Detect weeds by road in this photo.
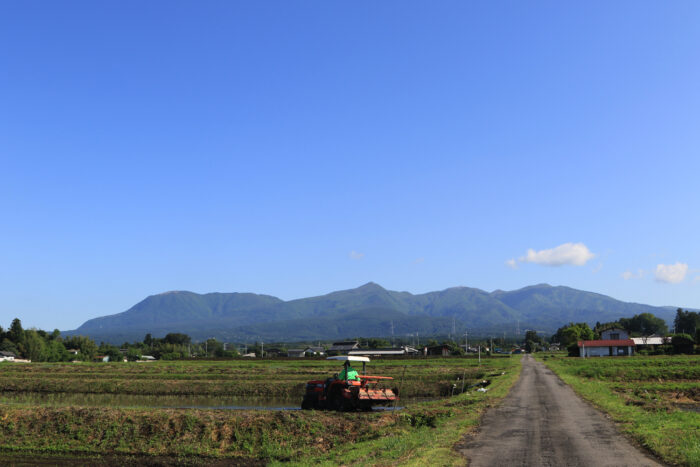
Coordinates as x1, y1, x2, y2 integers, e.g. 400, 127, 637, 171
538, 354, 700, 467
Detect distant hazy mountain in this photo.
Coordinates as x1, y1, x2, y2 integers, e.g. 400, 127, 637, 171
65, 282, 680, 344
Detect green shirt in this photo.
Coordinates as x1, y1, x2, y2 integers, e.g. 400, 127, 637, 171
338, 365, 360, 381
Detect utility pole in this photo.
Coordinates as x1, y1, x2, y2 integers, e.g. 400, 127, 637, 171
261, 341, 264, 359
464, 330, 468, 353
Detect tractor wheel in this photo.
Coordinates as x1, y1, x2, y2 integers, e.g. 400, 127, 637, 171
301, 395, 316, 410
328, 388, 347, 411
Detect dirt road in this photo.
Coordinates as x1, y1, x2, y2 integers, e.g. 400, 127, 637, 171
459, 354, 663, 466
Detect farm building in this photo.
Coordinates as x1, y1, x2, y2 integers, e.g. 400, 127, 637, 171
287, 349, 306, 358
0, 351, 16, 362
423, 345, 451, 356
600, 328, 629, 340
304, 346, 325, 356
578, 328, 634, 357
348, 346, 420, 357
328, 341, 361, 355
631, 336, 670, 348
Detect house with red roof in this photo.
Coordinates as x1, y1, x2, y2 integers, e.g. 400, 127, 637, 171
578, 327, 635, 357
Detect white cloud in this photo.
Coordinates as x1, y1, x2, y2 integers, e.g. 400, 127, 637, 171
694, 276, 700, 283
519, 242, 595, 267
349, 250, 365, 260
621, 269, 645, 280
655, 263, 688, 283
506, 258, 518, 269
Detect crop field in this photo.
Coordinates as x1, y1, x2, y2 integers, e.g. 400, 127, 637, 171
0, 355, 522, 465
539, 354, 700, 467
0, 357, 505, 399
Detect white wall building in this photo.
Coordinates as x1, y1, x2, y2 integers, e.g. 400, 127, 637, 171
578, 328, 634, 357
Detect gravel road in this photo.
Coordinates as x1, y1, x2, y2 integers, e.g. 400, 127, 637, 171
458, 354, 663, 466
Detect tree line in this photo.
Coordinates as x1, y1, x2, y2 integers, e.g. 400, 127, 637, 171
0, 319, 240, 362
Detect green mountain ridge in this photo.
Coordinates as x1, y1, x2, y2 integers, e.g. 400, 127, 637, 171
65, 282, 681, 344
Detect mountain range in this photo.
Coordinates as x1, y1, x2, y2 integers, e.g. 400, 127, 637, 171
64, 282, 682, 344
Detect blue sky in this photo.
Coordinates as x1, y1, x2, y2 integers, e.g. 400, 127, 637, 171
1, 2, 699, 331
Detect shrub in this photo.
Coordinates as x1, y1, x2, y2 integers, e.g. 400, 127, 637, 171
671, 334, 695, 354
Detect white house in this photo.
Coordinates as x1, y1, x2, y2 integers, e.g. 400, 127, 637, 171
578, 328, 634, 357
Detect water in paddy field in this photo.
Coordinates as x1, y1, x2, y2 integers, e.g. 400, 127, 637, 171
0, 392, 412, 410
0, 392, 300, 410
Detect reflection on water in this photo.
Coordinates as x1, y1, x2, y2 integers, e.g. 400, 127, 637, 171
0, 392, 300, 410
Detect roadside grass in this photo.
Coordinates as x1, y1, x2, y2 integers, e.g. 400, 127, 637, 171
538, 354, 700, 467
0, 356, 522, 464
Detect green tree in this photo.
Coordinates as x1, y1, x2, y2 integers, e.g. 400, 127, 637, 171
9, 318, 24, 344
164, 333, 191, 345
442, 340, 464, 356
674, 309, 699, 335
671, 333, 695, 354
45, 339, 69, 362
63, 335, 98, 361
126, 348, 142, 362
619, 313, 668, 336
552, 323, 594, 356
366, 338, 390, 349
0, 338, 18, 354
23, 330, 47, 361
102, 346, 123, 362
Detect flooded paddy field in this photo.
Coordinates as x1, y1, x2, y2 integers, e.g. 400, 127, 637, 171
0, 356, 520, 465
0, 356, 499, 398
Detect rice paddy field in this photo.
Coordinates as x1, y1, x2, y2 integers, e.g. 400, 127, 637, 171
538, 354, 700, 467
0, 355, 522, 465
0, 357, 505, 399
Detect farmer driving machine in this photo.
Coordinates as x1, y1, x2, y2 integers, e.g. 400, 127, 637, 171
301, 356, 398, 411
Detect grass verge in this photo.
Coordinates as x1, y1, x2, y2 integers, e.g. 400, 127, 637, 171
537, 354, 699, 467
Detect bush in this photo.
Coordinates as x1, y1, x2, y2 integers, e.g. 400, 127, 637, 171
160, 352, 183, 360
567, 343, 580, 357
671, 334, 695, 354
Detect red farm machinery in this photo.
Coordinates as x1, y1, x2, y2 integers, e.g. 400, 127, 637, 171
301, 356, 398, 411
